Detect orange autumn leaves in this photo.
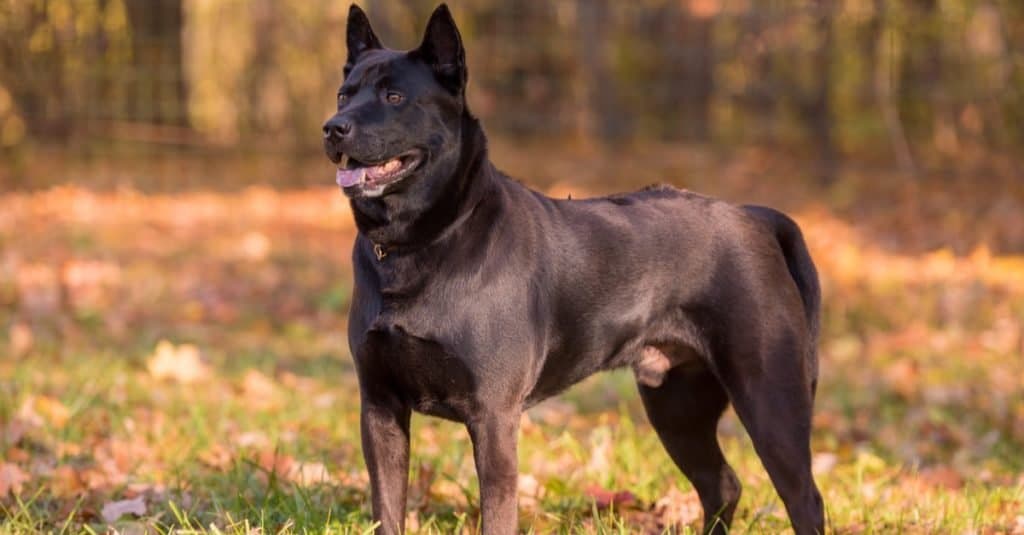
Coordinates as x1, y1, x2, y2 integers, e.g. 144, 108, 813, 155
1, 183, 1023, 531
147, 341, 210, 384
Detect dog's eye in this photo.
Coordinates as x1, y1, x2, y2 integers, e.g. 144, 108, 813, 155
337, 93, 348, 106
385, 91, 404, 105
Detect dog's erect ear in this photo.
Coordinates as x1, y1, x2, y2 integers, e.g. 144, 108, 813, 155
412, 4, 467, 93
345, 4, 382, 76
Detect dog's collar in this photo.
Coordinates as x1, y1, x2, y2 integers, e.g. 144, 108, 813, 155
366, 184, 487, 263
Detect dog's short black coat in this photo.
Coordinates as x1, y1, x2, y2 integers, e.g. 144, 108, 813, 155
322, 5, 825, 534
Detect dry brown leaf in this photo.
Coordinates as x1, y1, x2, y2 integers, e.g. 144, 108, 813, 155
252, 452, 331, 486
431, 479, 468, 507
517, 474, 542, 510
290, 461, 330, 486
101, 496, 147, 523
240, 231, 271, 261
654, 486, 702, 529
0, 462, 30, 496
56, 441, 82, 458
198, 443, 233, 470
883, 359, 920, 399
49, 465, 86, 496
584, 484, 638, 510
38, 396, 71, 428
405, 511, 421, 532
14, 263, 60, 315
256, 449, 295, 478
18, 395, 70, 429
241, 369, 278, 407
918, 466, 965, 490
585, 430, 612, 478
61, 259, 122, 311
235, 430, 269, 448
1, 418, 28, 447
8, 322, 33, 357
5, 447, 29, 463
146, 340, 210, 383
812, 452, 838, 475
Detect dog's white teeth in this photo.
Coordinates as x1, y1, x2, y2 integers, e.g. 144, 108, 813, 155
367, 158, 402, 178
339, 154, 349, 169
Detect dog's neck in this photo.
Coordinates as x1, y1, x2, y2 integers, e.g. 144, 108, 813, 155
349, 110, 491, 254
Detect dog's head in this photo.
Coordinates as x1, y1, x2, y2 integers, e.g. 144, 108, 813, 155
323, 4, 470, 199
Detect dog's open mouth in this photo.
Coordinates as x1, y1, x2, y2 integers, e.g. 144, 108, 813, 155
336, 150, 423, 193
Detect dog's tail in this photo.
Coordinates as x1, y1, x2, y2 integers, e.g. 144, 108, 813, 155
743, 205, 821, 399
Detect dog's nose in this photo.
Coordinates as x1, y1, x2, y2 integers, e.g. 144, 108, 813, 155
322, 118, 354, 140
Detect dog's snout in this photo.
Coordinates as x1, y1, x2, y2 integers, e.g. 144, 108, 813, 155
322, 117, 354, 140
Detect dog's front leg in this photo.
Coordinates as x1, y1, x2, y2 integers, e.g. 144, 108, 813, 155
361, 400, 411, 534
468, 412, 521, 535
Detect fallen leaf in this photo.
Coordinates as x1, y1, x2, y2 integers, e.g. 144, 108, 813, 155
8, 322, 33, 357
147, 340, 210, 383
256, 449, 295, 479
235, 430, 269, 448
101, 496, 146, 523
1, 418, 28, 447
290, 461, 330, 485
517, 474, 542, 510
585, 429, 612, 478
5, 447, 29, 463
405, 510, 421, 532
654, 486, 702, 528
198, 443, 233, 470
15, 263, 60, 315
584, 484, 637, 510
432, 479, 469, 507
240, 369, 278, 408
0, 462, 30, 496
18, 395, 70, 429
918, 465, 964, 490
50, 465, 85, 496
240, 231, 271, 261
812, 452, 838, 475
883, 358, 920, 399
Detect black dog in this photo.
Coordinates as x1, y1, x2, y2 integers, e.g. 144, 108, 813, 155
323, 5, 825, 534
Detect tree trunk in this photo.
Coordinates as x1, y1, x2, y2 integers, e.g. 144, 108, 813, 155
660, 2, 714, 142
576, 0, 629, 143
124, 0, 187, 126
873, 0, 917, 176
899, 0, 949, 151
739, 7, 776, 144
805, 0, 837, 184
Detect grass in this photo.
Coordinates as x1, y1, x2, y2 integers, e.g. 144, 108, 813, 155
1, 180, 1023, 533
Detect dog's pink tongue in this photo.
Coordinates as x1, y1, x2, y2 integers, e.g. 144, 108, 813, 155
336, 167, 365, 188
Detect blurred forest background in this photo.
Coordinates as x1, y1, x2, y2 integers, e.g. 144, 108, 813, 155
2, 0, 1024, 532
1, 0, 1023, 189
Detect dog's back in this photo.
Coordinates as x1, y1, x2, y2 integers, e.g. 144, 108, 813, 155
481, 178, 820, 406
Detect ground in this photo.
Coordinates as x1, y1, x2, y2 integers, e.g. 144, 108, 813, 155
1, 147, 1023, 533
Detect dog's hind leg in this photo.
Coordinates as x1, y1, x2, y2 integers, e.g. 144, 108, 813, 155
720, 344, 825, 535
637, 360, 741, 535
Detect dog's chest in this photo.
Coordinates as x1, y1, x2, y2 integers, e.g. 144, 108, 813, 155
359, 316, 477, 421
